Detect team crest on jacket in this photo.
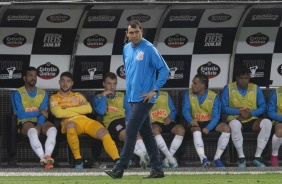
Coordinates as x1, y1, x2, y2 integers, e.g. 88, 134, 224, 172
207, 97, 213, 102
136, 52, 144, 61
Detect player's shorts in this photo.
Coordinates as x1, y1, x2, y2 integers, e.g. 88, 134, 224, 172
233, 119, 257, 132
17, 121, 37, 134
61, 115, 104, 138
189, 121, 216, 132
107, 118, 126, 141
272, 120, 282, 126
152, 121, 181, 133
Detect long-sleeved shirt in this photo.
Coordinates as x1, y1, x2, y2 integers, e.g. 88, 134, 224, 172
167, 94, 177, 120
123, 38, 169, 103
221, 83, 266, 117
92, 91, 130, 121
182, 89, 221, 131
267, 89, 282, 121
50, 91, 92, 121
12, 87, 48, 125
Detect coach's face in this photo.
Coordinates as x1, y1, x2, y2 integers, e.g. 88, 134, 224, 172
126, 25, 143, 47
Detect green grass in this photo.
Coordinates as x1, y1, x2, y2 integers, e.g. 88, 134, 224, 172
0, 174, 282, 184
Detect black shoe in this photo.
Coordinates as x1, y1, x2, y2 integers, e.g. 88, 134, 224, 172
143, 169, 165, 178
105, 168, 124, 179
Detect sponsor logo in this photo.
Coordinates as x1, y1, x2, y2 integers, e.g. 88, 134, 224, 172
151, 109, 168, 119
25, 107, 39, 112
167, 60, 184, 80
116, 65, 126, 79
84, 34, 107, 48
243, 60, 265, 78
169, 15, 196, 22
0, 61, 23, 79
204, 33, 223, 47
43, 33, 62, 48
197, 61, 220, 79
246, 32, 269, 47
165, 34, 188, 48
3, 33, 26, 47
88, 15, 115, 22
80, 62, 103, 81
37, 62, 60, 80
251, 14, 279, 21
127, 13, 151, 23
46, 13, 70, 23
277, 64, 282, 76
136, 52, 144, 61
230, 88, 236, 93
7, 15, 35, 21
107, 106, 119, 112
195, 113, 211, 121
208, 13, 231, 22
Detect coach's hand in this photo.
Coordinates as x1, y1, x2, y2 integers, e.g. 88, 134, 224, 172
141, 91, 157, 103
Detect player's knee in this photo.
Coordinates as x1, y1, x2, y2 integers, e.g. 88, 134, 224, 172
65, 122, 76, 129
222, 124, 231, 133
260, 119, 272, 130
275, 128, 282, 138
174, 125, 185, 136
229, 119, 241, 132
97, 127, 109, 137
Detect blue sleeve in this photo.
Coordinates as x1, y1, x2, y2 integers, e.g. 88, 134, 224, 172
37, 93, 48, 125
251, 86, 267, 117
267, 90, 282, 121
124, 93, 130, 121
206, 95, 221, 131
151, 47, 169, 90
11, 91, 40, 120
221, 85, 240, 115
182, 90, 193, 124
92, 95, 107, 115
167, 94, 177, 120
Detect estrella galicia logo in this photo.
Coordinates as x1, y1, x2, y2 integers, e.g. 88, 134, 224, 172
116, 65, 126, 79
165, 34, 188, 48
252, 14, 279, 21
208, 13, 231, 23
197, 61, 220, 79
246, 32, 269, 47
3, 33, 26, 47
37, 62, 60, 80
127, 14, 151, 23
84, 34, 107, 48
46, 13, 70, 23
277, 64, 282, 76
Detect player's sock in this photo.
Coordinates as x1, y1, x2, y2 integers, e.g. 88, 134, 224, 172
214, 132, 230, 160
27, 128, 45, 159
136, 139, 147, 153
67, 128, 81, 159
229, 120, 245, 158
169, 135, 183, 156
102, 134, 120, 160
44, 127, 57, 156
255, 119, 272, 157
193, 131, 206, 162
133, 144, 145, 158
272, 134, 282, 156
155, 134, 173, 159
